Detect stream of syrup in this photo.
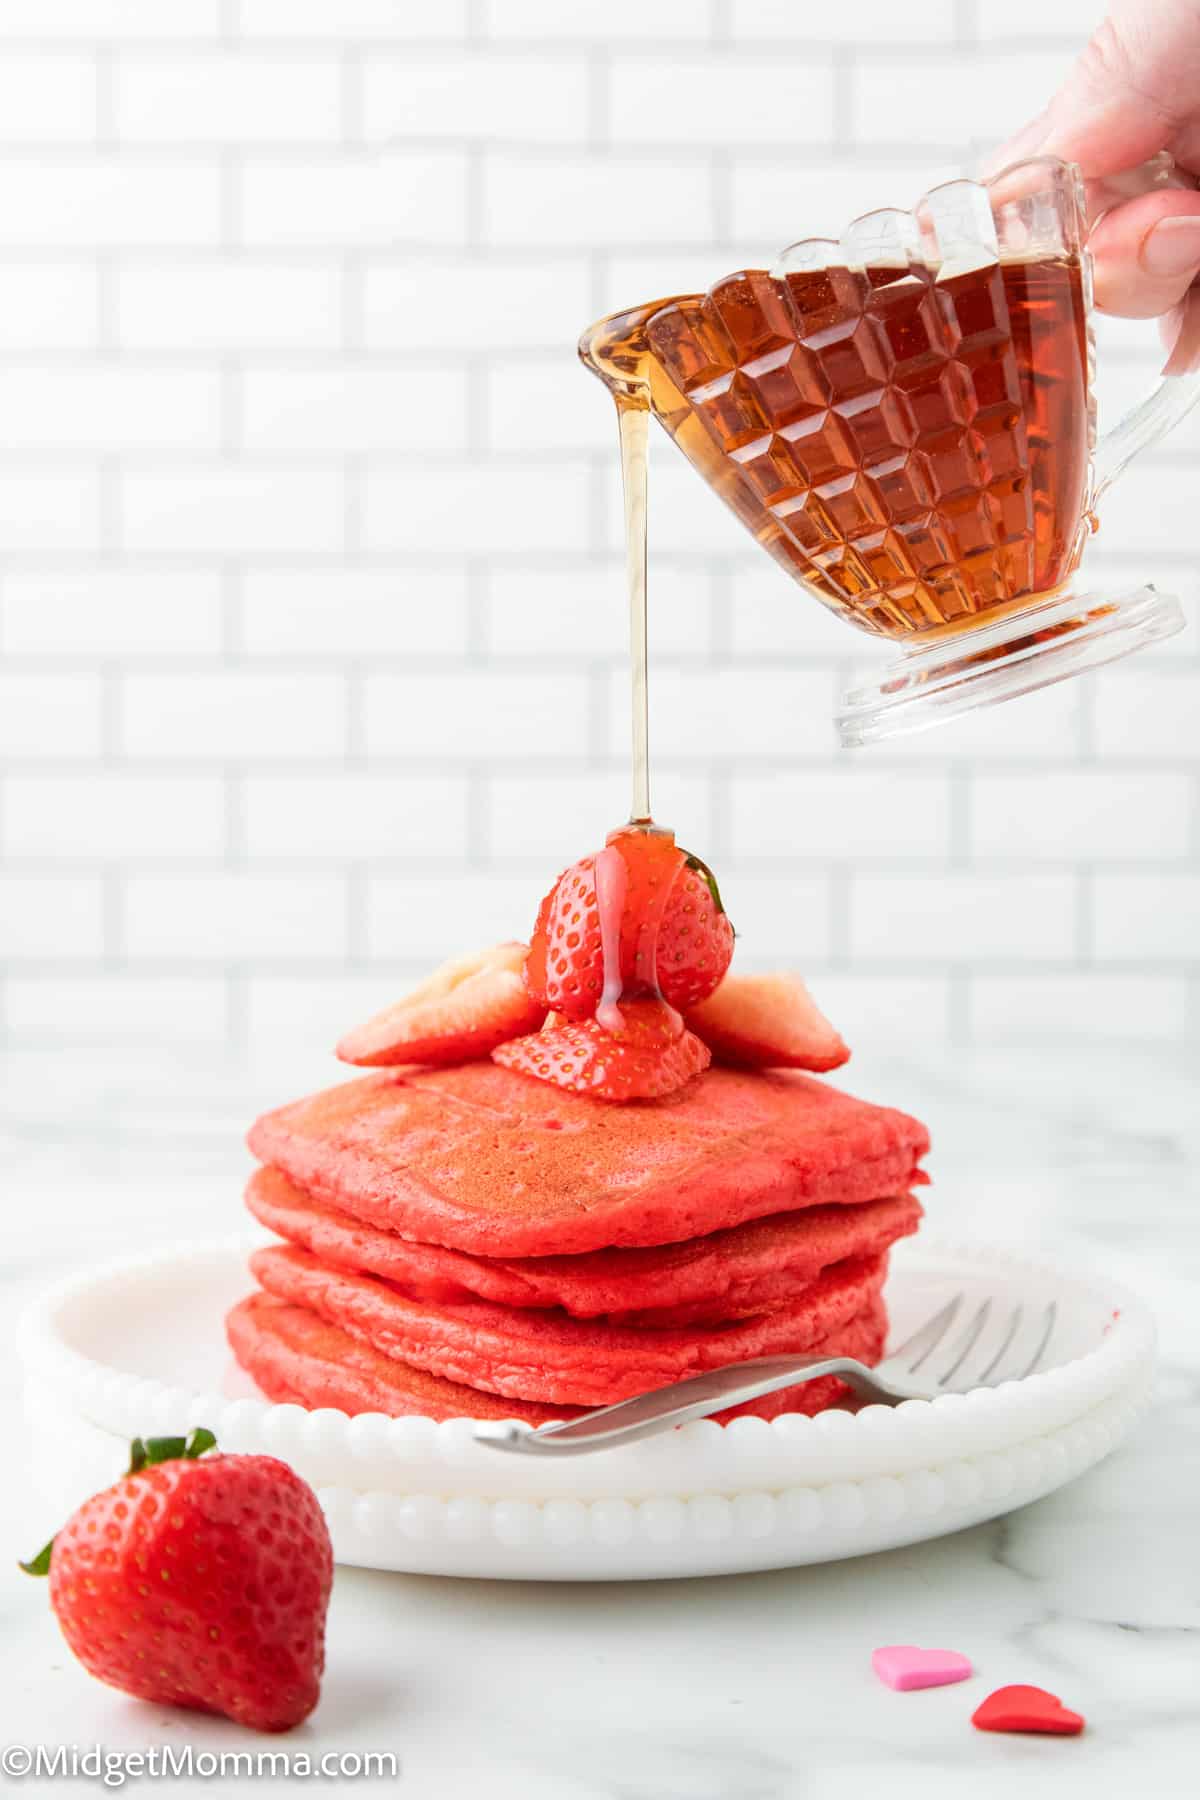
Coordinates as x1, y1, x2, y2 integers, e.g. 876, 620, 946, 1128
579, 304, 667, 834
578, 317, 688, 1032
617, 399, 651, 827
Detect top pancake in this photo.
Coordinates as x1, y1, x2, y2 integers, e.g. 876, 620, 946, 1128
247, 1061, 929, 1257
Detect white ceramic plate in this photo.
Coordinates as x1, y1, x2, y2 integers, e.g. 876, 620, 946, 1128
18, 1235, 1154, 1581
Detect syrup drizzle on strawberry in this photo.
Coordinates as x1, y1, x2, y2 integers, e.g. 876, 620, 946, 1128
594, 824, 686, 1044
593, 836, 628, 1037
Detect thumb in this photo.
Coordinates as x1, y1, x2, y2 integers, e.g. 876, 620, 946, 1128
987, 0, 1200, 178
1086, 187, 1200, 317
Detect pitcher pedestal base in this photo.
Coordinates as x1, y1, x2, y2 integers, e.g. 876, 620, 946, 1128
837, 585, 1185, 748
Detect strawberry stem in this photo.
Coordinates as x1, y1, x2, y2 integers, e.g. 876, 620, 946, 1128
133, 1427, 216, 1471
18, 1429, 215, 1578
685, 852, 728, 918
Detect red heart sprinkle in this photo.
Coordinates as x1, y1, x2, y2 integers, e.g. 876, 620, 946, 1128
972, 1685, 1085, 1736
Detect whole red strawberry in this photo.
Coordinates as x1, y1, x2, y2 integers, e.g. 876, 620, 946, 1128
21, 1429, 332, 1733
525, 827, 734, 1020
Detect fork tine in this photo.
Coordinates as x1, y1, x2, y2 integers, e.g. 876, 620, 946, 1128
936, 1297, 993, 1388
890, 1292, 963, 1373
974, 1303, 1024, 1384
1015, 1299, 1058, 1378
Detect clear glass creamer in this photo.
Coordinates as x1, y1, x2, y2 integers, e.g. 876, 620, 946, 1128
581, 157, 1200, 746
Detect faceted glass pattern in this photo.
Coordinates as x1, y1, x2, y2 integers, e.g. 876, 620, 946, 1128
581, 160, 1097, 641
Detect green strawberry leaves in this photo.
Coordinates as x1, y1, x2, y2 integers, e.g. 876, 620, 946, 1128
685, 851, 729, 922
129, 1427, 216, 1474
20, 1428, 216, 1576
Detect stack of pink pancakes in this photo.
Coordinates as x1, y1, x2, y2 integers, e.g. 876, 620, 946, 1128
228, 1062, 930, 1424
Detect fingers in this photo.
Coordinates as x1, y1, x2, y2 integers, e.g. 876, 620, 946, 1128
982, 3, 1200, 329
986, 0, 1200, 179
1087, 188, 1200, 316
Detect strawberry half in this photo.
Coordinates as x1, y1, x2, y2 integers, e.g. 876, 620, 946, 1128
495, 998, 711, 1101
652, 853, 735, 1010
336, 942, 545, 1068
686, 972, 850, 1072
525, 829, 733, 1020
524, 858, 604, 1020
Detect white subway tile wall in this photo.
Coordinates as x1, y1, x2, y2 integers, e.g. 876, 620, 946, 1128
0, 1, 1197, 1053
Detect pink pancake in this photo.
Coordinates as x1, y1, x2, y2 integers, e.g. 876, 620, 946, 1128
246, 1165, 922, 1326
248, 1242, 889, 1406
226, 1290, 887, 1424
247, 1062, 929, 1257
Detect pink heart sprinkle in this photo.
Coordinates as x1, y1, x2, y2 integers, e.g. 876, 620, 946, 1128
872, 1645, 973, 1692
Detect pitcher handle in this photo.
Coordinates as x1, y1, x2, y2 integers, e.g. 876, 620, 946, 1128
1091, 361, 1200, 503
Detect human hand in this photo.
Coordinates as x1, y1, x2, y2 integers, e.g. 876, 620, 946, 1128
987, 0, 1200, 366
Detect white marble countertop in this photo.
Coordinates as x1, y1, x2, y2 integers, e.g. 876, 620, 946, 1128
2, 1042, 1198, 1798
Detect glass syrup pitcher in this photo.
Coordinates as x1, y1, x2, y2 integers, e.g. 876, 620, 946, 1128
580, 156, 1200, 747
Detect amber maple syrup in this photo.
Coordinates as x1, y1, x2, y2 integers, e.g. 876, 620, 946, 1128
580, 258, 1093, 641
617, 398, 652, 827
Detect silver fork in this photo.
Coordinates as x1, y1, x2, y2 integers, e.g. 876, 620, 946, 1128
473, 1292, 1058, 1457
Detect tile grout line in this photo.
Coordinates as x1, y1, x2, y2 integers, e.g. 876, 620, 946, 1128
93, 45, 116, 152
827, 865, 851, 966
220, 561, 243, 660
708, 765, 731, 864
226, 968, 248, 1051
709, 149, 733, 247
587, 45, 610, 152
1075, 869, 1095, 966
345, 864, 369, 966
343, 454, 365, 558
831, 46, 855, 158
340, 47, 364, 148
948, 765, 972, 868
220, 148, 242, 255
465, 558, 489, 665
948, 968, 971, 1047
344, 664, 366, 767
466, 768, 489, 869
102, 867, 123, 966
221, 357, 243, 455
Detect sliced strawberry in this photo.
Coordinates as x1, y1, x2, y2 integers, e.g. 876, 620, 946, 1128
525, 828, 733, 1020
686, 972, 850, 1073
336, 942, 545, 1069
524, 856, 604, 1020
495, 999, 711, 1101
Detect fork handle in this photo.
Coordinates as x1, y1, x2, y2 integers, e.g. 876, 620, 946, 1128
473, 1353, 899, 1457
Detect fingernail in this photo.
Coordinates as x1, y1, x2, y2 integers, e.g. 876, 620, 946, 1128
1141, 216, 1200, 277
